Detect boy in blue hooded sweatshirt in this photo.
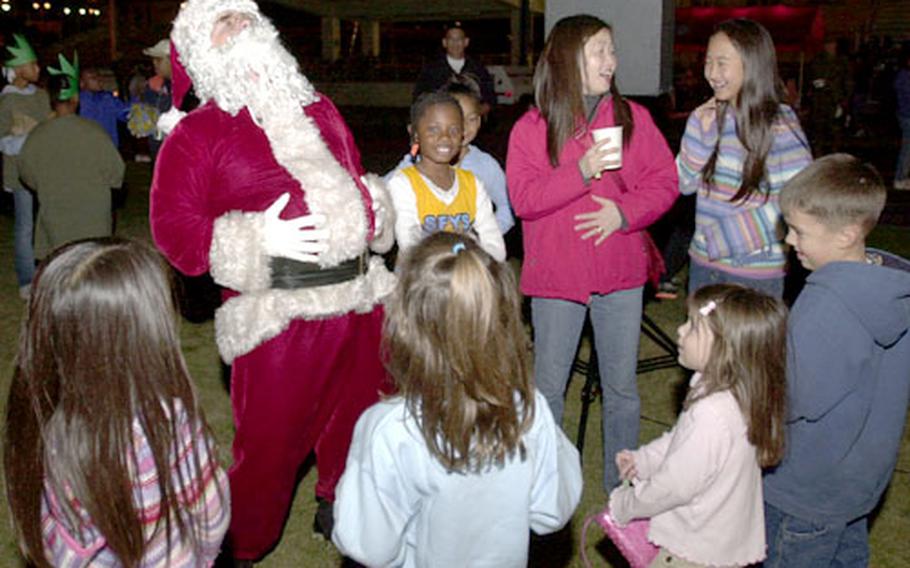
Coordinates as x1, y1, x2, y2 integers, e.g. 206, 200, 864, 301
764, 153, 910, 566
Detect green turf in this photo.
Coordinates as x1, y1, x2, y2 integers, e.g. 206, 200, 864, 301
0, 163, 907, 566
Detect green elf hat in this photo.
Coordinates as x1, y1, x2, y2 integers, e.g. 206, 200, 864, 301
4, 34, 38, 67
48, 52, 79, 101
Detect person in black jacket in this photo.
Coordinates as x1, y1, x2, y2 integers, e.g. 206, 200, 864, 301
413, 22, 496, 113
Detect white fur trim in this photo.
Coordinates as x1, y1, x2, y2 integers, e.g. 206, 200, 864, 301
209, 210, 271, 292
156, 107, 187, 136
214, 257, 396, 363
361, 173, 395, 254
260, 106, 368, 265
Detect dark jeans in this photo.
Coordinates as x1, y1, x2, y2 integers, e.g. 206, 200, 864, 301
764, 502, 869, 567
651, 195, 695, 285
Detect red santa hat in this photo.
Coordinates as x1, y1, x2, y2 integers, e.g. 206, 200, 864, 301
155, 43, 192, 136
170, 42, 191, 111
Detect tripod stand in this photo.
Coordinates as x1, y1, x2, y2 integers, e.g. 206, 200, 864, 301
573, 312, 679, 455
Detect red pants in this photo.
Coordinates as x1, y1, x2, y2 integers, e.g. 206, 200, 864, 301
226, 307, 389, 559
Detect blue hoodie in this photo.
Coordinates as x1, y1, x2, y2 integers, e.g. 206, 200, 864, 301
763, 249, 910, 522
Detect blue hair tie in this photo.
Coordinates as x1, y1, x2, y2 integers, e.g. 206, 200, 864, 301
452, 242, 466, 254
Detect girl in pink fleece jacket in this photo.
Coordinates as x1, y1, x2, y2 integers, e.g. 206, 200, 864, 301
609, 284, 787, 567
506, 15, 678, 491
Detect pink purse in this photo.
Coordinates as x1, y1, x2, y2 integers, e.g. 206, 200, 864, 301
595, 508, 659, 568
581, 496, 659, 568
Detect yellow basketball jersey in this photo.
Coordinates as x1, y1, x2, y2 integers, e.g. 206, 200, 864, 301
401, 166, 477, 236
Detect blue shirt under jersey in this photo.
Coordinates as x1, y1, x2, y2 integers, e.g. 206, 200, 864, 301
384, 144, 515, 235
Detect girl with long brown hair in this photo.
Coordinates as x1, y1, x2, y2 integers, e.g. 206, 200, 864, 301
608, 283, 787, 567
679, 18, 812, 297
4, 238, 229, 567
506, 14, 678, 492
332, 232, 582, 567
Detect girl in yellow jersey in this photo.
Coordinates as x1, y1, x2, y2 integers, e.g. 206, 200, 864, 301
387, 92, 506, 262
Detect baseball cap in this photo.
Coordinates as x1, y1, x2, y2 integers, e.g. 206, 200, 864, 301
143, 39, 170, 58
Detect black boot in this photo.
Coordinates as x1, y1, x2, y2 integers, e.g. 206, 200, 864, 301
313, 496, 334, 540
213, 537, 255, 567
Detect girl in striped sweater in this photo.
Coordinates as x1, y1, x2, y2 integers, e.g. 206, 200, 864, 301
679, 18, 812, 297
4, 238, 229, 567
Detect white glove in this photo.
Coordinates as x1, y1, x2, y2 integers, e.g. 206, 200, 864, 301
263, 193, 328, 263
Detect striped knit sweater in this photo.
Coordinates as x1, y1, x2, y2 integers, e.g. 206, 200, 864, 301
40, 403, 229, 567
678, 104, 811, 279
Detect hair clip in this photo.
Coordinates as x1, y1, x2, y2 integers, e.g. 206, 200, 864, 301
698, 300, 717, 317
452, 242, 466, 254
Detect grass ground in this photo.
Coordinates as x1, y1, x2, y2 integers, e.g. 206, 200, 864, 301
0, 160, 908, 566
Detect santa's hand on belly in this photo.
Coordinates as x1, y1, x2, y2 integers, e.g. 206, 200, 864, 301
264, 193, 328, 263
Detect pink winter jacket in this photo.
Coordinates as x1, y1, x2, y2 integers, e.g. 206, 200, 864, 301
506, 99, 678, 303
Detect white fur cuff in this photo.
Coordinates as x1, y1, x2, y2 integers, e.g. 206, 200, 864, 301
362, 173, 395, 254
209, 210, 271, 293
214, 257, 396, 363
156, 107, 188, 137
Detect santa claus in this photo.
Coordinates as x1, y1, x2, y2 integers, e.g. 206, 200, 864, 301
149, 0, 396, 563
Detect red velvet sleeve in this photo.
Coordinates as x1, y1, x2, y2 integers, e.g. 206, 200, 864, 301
149, 121, 216, 276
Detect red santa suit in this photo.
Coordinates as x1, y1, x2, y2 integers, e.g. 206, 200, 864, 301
150, 0, 396, 560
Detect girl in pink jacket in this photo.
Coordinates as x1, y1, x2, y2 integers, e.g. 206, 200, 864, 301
609, 284, 787, 566
506, 14, 678, 491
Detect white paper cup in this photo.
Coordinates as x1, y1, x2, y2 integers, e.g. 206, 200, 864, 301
592, 126, 623, 172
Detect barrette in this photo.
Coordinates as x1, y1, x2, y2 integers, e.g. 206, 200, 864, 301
452, 242, 466, 254
698, 300, 717, 317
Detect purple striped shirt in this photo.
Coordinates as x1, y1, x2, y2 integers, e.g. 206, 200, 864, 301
40, 402, 229, 567
678, 104, 811, 278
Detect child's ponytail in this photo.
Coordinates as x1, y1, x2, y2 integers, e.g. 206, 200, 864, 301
384, 233, 534, 473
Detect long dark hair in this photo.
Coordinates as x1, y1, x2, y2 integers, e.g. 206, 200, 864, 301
533, 14, 634, 167
4, 238, 219, 567
703, 19, 787, 203
383, 233, 535, 473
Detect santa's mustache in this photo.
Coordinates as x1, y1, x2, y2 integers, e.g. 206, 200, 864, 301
217, 26, 275, 76
213, 23, 303, 97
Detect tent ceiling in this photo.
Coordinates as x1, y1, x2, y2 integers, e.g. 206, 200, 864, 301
268, 0, 544, 21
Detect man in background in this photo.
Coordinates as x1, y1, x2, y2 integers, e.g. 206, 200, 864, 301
140, 39, 172, 160
413, 22, 496, 113
806, 38, 851, 156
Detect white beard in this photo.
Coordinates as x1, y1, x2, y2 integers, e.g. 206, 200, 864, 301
191, 21, 316, 120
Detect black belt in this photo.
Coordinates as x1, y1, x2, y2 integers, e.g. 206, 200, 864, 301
270, 253, 368, 290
